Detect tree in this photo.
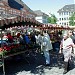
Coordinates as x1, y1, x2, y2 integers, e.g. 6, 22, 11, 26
69, 12, 75, 26
48, 14, 57, 24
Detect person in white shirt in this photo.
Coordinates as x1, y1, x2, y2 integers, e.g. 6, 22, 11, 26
59, 30, 74, 74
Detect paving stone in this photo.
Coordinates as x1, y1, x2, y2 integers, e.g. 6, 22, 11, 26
1, 52, 75, 75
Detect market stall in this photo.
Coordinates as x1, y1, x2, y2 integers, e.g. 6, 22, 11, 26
0, 15, 43, 75
0, 28, 41, 75
0, 20, 73, 75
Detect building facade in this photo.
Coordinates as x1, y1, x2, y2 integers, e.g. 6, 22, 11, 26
0, 0, 36, 19
34, 10, 49, 24
13, 0, 36, 18
57, 4, 75, 26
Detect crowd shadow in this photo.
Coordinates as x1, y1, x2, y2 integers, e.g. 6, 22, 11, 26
0, 50, 75, 75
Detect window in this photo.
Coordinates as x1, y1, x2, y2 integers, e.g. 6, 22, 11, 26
67, 22, 68, 25
64, 12, 68, 15
64, 18, 66, 20
62, 18, 63, 20
43, 16, 46, 19
43, 20, 47, 23
62, 13, 63, 15
13, 10, 16, 14
59, 13, 61, 15
59, 18, 61, 21
67, 12, 68, 15
64, 23, 66, 25
69, 12, 70, 15
64, 12, 66, 15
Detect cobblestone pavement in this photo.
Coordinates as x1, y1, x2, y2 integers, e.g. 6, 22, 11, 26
0, 51, 75, 75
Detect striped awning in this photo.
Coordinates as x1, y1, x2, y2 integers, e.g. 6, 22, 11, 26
0, 16, 42, 27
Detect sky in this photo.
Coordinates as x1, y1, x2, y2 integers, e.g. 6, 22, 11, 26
22, 0, 74, 17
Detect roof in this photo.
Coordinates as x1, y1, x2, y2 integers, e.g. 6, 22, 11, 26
0, 1, 43, 28
57, 4, 75, 13
34, 10, 49, 16
14, 0, 35, 15
8, 0, 23, 10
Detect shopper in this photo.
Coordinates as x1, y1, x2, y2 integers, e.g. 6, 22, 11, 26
42, 30, 53, 66
59, 30, 75, 74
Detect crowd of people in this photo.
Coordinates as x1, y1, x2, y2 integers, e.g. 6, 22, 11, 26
0, 28, 75, 74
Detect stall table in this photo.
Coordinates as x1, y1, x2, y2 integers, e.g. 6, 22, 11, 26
0, 43, 40, 75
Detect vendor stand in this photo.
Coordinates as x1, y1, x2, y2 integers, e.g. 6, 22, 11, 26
0, 27, 41, 75
0, 17, 72, 75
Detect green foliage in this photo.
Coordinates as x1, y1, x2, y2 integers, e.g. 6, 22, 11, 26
48, 14, 57, 24
69, 12, 75, 26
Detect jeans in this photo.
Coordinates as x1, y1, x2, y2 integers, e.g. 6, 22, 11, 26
44, 50, 50, 64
